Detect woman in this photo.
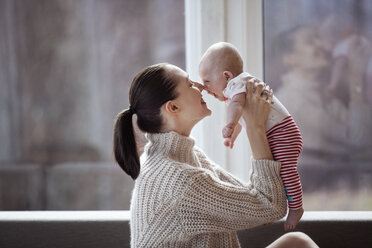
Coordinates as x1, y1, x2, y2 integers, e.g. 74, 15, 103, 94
113, 63, 318, 247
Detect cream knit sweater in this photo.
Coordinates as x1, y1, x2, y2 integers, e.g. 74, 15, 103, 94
130, 131, 287, 247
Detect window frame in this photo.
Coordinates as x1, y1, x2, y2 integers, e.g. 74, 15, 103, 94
185, 0, 263, 180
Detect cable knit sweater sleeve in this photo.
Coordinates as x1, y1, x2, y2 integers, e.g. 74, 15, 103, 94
177, 157, 287, 235
135, 132, 288, 246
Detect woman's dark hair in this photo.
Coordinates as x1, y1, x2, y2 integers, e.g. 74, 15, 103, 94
113, 63, 179, 180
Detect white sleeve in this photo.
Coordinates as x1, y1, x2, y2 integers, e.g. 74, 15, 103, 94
223, 77, 247, 99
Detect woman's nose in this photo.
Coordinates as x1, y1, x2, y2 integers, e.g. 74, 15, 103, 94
193, 82, 205, 92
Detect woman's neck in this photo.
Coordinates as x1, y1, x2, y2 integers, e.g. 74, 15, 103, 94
162, 118, 195, 137
161, 108, 196, 137
145, 131, 198, 165
170, 125, 192, 137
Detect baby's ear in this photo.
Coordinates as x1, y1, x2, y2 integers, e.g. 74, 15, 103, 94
223, 71, 234, 81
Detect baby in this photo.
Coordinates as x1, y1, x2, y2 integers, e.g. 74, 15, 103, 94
199, 42, 304, 231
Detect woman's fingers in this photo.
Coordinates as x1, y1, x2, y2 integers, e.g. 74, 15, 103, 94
246, 78, 255, 97
261, 85, 273, 103
242, 75, 275, 129
245, 76, 268, 97
267, 88, 274, 103
255, 82, 266, 96
244, 75, 273, 102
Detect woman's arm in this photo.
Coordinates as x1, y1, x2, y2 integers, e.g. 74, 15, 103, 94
177, 159, 286, 234
242, 78, 274, 160
177, 80, 286, 234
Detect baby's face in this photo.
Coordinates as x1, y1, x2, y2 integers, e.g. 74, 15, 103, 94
199, 65, 228, 101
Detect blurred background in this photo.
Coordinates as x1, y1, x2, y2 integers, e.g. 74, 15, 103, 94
1, 0, 371, 211
0, 0, 185, 210
264, 0, 372, 210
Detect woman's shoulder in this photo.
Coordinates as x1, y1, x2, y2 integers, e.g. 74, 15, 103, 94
193, 146, 215, 163
193, 146, 206, 157
134, 155, 217, 209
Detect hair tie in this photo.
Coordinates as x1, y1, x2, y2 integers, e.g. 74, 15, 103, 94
128, 106, 136, 114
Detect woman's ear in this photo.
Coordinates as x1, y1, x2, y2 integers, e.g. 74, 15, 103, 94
223, 71, 234, 81
164, 100, 179, 114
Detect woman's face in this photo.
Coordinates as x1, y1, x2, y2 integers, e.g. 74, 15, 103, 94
166, 65, 212, 123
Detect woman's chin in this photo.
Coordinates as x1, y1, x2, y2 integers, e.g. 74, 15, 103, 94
202, 103, 212, 116
197, 108, 212, 121
196, 111, 212, 124
203, 110, 212, 119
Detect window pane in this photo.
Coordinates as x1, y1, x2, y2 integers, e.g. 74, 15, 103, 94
0, 0, 185, 210
264, 0, 372, 210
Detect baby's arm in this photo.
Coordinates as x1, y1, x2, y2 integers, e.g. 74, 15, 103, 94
223, 93, 246, 139
223, 123, 242, 149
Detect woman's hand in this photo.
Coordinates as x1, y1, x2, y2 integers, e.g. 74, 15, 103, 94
242, 77, 274, 160
242, 78, 273, 129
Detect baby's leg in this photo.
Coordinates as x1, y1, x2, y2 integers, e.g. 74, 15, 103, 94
266, 116, 304, 231
283, 165, 304, 231
286, 208, 304, 231
224, 123, 242, 149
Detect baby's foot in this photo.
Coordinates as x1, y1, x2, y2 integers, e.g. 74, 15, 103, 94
284, 208, 304, 231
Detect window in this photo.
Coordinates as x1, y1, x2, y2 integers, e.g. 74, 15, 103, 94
0, 0, 185, 210
186, 0, 372, 210
263, 0, 372, 210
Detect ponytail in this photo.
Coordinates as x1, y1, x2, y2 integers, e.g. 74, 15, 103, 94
113, 63, 179, 180
113, 109, 140, 180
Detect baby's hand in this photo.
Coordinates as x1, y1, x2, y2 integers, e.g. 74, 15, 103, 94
223, 123, 241, 149
222, 123, 234, 138
223, 124, 235, 149
223, 123, 242, 149
224, 138, 234, 149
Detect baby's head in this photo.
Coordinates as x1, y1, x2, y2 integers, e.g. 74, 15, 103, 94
199, 42, 243, 101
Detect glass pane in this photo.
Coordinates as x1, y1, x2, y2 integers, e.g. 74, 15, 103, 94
264, 0, 372, 210
0, 0, 185, 210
